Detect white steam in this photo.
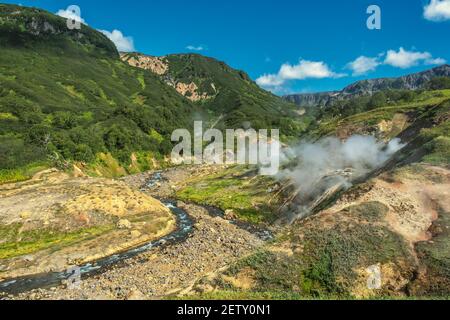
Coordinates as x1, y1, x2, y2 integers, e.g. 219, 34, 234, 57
278, 135, 405, 219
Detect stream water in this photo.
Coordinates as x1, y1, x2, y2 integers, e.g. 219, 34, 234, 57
0, 200, 194, 295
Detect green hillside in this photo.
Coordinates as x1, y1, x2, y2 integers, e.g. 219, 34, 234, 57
165, 54, 306, 133
0, 5, 198, 181
122, 52, 311, 139
0, 4, 311, 182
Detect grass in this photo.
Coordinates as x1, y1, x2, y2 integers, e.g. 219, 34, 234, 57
0, 162, 48, 184
196, 202, 415, 299
0, 223, 114, 260
176, 166, 278, 224
83, 151, 170, 178
0, 112, 18, 121
85, 153, 127, 178
311, 90, 450, 138
423, 137, 450, 165
179, 291, 450, 301
414, 206, 450, 296
419, 102, 450, 165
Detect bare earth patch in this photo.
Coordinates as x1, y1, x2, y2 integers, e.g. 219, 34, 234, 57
332, 165, 450, 244
0, 169, 175, 280
120, 53, 168, 75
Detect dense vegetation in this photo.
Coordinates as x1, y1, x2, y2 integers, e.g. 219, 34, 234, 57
0, 4, 312, 182
0, 5, 199, 181
161, 54, 312, 139
315, 83, 450, 119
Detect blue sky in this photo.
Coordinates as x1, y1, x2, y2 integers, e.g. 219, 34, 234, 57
4, 0, 450, 94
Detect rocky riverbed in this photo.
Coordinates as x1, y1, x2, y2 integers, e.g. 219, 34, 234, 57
1, 166, 267, 300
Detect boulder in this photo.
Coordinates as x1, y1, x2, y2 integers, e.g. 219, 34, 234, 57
130, 230, 142, 238
117, 219, 132, 229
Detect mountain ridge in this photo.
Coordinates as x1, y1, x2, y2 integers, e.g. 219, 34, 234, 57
121, 51, 307, 137
0, 3, 305, 180
284, 64, 450, 107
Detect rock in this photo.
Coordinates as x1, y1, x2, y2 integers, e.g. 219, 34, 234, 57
20, 212, 31, 220
224, 209, 237, 220
117, 219, 132, 229
72, 164, 87, 178
22, 255, 34, 262
285, 65, 450, 107
130, 230, 142, 238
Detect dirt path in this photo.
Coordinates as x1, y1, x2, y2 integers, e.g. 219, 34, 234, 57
5, 167, 264, 300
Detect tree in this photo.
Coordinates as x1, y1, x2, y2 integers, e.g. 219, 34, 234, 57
53, 111, 78, 129
368, 92, 386, 109
428, 77, 450, 90
27, 124, 52, 148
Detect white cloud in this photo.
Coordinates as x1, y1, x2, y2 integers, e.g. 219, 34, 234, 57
280, 60, 344, 80
256, 59, 344, 89
259, 47, 446, 91
384, 47, 445, 68
425, 57, 447, 65
256, 74, 285, 87
100, 29, 135, 52
346, 48, 445, 75
346, 56, 381, 76
424, 0, 450, 21
56, 8, 86, 25
186, 45, 204, 51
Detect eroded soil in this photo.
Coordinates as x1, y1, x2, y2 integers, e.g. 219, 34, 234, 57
0, 169, 174, 280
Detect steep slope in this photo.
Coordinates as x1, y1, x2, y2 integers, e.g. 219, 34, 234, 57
179, 91, 450, 299
285, 65, 450, 107
0, 4, 196, 180
121, 52, 309, 138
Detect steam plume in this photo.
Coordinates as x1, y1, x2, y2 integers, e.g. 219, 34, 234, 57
278, 135, 405, 221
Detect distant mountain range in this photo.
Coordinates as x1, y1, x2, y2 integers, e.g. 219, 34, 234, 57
284, 64, 450, 107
